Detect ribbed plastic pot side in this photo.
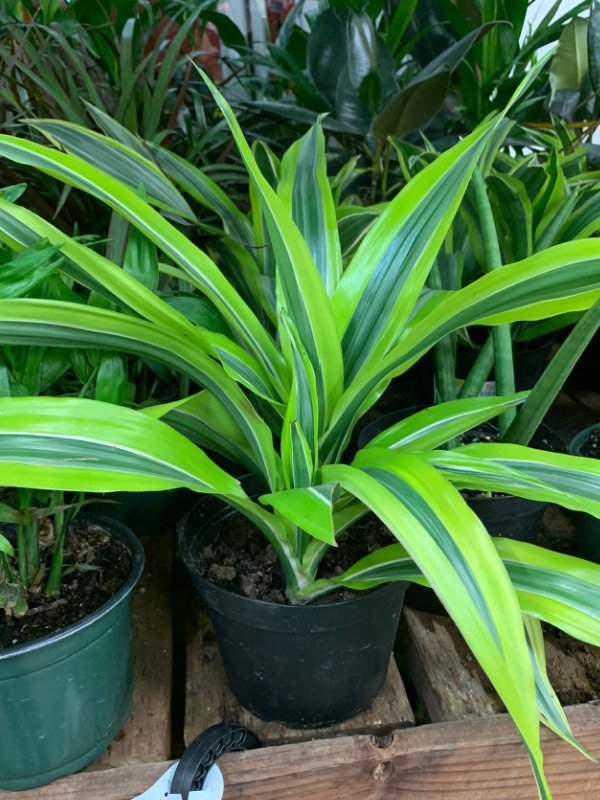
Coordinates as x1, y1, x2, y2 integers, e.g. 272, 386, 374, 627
0, 516, 144, 790
178, 496, 407, 728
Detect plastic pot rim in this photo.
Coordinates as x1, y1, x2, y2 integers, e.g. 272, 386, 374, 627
0, 514, 144, 661
178, 499, 402, 614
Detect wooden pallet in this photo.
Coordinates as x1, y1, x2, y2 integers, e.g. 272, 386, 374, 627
184, 598, 415, 748
6, 457, 600, 798
0, 531, 414, 799
5, 704, 600, 799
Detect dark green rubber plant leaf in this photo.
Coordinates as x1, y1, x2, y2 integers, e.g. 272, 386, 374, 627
550, 17, 589, 96
588, 0, 600, 91
373, 70, 450, 141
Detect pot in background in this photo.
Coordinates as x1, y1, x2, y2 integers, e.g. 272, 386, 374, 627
358, 411, 564, 613
0, 516, 144, 790
569, 424, 600, 562
84, 488, 196, 535
178, 493, 407, 728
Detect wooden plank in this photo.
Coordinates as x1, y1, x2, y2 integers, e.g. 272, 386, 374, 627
400, 606, 503, 722
402, 588, 600, 724
5, 704, 600, 800
214, 703, 600, 800
0, 762, 175, 800
184, 600, 414, 747
88, 532, 173, 768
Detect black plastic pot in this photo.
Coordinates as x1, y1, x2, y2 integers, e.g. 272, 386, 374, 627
569, 424, 600, 562
84, 488, 196, 535
0, 516, 144, 790
358, 411, 564, 613
178, 494, 407, 728
457, 333, 555, 393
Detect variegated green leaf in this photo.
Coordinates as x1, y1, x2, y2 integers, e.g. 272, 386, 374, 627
279, 122, 343, 296
0, 138, 284, 387
0, 396, 246, 495
30, 120, 195, 220
323, 239, 600, 461
319, 453, 544, 784
200, 69, 344, 429
362, 394, 527, 451
523, 616, 594, 761
0, 298, 277, 489
332, 120, 498, 381
143, 392, 275, 479
495, 537, 600, 644
279, 312, 319, 488
428, 444, 600, 519
260, 484, 338, 546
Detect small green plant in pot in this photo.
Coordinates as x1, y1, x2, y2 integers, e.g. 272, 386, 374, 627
0, 240, 149, 789
3, 74, 600, 797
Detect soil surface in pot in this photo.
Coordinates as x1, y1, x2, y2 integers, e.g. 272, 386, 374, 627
0, 519, 131, 649
196, 514, 395, 605
460, 426, 562, 498
576, 427, 600, 458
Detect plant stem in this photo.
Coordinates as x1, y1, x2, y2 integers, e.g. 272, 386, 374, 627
458, 335, 494, 398
472, 168, 516, 438
16, 488, 37, 587
503, 297, 600, 445
45, 502, 66, 597
428, 260, 456, 404
380, 142, 392, 200
371, 140, 383, 204
16, 523, 28, 588
24, 519, 39, 582
292, 577, 339, 603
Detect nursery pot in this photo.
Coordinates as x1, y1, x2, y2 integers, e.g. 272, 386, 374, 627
456, 332, 555, 394
0, 516, 144, 790
178, 494, 407, 728
358, 412, 563, 613
84, 488, 196, 535
569, 424, 600, 562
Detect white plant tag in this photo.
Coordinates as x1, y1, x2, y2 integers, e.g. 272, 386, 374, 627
132, 761, 224, 800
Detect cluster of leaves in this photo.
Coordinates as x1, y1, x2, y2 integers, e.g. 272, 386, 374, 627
2, 68, 600, 798
3, 5, 600, 798
392, 116, 600, 433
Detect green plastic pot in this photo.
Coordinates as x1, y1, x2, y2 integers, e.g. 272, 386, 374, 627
569, 425, 600, 563
0, 516, 144, 790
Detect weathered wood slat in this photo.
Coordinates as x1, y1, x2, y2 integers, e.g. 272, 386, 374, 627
5, 704, 600, 800
184, 600, 415, 747
88, 532, 173, 768
400, 606, 503, 722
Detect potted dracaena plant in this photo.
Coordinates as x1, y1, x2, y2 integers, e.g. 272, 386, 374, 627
2, 72, 600, 799
365, 128, 600, 545
0, 341, 145, 789
0, 238, 149, 791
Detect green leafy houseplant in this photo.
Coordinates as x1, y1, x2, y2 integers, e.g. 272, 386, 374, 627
234, 0, 497, 202
3, 74, 600, 796
394, 121, 600, 440
404, 0, 592, 138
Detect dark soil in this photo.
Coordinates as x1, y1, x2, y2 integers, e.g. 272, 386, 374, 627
576, 427, 600, 459
460, 425, 563, 498
0, 519, 131, 649
543, 625, 600, 706
196, 513, 395, 605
